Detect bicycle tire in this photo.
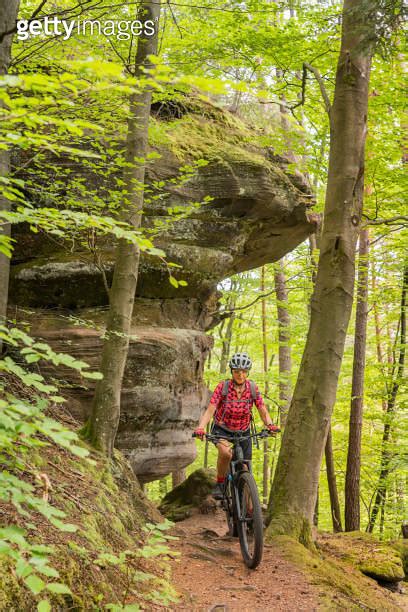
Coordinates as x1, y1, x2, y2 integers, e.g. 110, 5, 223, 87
236, 471, 263, 569
225, 478, 238, 537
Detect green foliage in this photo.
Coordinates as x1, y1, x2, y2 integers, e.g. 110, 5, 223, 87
0, 321, 98, 607
94, 519, 178, 609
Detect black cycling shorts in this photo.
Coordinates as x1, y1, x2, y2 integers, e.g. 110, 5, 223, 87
210, 423, 252, 460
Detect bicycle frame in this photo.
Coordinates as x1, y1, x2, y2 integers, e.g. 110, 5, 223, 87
205, 430, 270, 522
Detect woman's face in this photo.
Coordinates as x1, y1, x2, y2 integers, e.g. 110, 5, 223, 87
232, 369, 248, 385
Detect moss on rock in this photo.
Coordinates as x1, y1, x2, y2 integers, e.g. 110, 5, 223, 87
318, 531, 405, 584
272, 534, 406, 610
391, 540, 408, 580
159, 468, 216, 521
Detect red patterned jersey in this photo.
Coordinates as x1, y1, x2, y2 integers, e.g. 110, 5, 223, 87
210, 379, 265, 431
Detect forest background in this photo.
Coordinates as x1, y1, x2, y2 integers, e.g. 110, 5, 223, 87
0, 0, 407, 608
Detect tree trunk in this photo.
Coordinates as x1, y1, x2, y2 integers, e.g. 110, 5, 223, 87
345, 228, 370, 531
325, 427, 343, 532
85, 1, 161, 456
313, 489, 319, 527
371, 260, 388, 413
261, 266, 271, 505
266, 0, 373, 545
273, 260, 292, 427
203, 422, 210, 468
367, 264, 407, 533
0, 0, 20, 350
159, 477, 167, 497
219, 283, 237, 374
310, 234, 342, 531
172, 469, 186, 488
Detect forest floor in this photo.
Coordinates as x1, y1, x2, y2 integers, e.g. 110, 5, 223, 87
167, 508, 408, 611
168, 508, 318, 611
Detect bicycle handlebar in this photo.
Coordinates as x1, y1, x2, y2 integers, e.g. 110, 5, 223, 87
192, 428, 280, 442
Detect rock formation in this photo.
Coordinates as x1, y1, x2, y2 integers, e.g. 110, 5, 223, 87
9, 104, 315, 482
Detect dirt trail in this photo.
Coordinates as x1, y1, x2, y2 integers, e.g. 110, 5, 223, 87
168, 508, 318, 611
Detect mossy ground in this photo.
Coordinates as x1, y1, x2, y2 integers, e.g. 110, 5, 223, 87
272, 533, 407, 610
0, 406, 175, 611
318, 531, 405, 583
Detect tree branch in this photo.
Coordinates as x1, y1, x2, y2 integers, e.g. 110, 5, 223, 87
364, 215, 408, 226
303, 62, 332, 115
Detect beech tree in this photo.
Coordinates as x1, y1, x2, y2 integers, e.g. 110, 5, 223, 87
273, 260, 292, 427
345, 228, 370, 531
0, 0, 20, 348
86, 0, 161, 455
266, 0, 375, 544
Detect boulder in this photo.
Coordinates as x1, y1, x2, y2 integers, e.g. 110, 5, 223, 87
391, 539, 408, 580
159, 468, 216, 521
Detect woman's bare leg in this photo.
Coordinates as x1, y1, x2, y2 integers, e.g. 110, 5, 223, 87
216, 439, 232, 478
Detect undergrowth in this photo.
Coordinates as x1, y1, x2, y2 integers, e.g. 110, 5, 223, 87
0, 323, 178, 610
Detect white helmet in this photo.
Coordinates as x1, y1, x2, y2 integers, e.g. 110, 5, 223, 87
229, 352, 252, 371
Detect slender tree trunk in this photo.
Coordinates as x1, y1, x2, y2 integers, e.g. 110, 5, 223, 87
371, 260, 388, 413
85, 1, 161, 456
220, 316, 235, 376
172, 469, 186, 488
310, 235, 342, 532
310, 234, 320, 526
345, 228, 370, 531
203, 422, 210, 468
266, 0, 373, 545
219, 285, 237, 374
159, 477, 167, 497
367, 264, 407, 533
206, 288, 237, 466
379, 495, 386, 535
0, 0, 20, 351
325, 427, 343, 532
273, 260, 292, 427
261, 266, 271, 505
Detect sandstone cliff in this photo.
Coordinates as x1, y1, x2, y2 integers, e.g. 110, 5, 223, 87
9, 103, 315, 482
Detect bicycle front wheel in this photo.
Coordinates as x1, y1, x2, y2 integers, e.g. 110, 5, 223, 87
236, 471, 263, 569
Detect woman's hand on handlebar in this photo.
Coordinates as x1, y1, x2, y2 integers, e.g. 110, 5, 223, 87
266, 424, 281, 434
192, 428, 205, 440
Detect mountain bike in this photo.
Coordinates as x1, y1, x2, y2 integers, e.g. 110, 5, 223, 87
193, 428, 279, 569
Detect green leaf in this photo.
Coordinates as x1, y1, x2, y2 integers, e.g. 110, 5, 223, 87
16, 558, 33, 578
46, 582, 72, 595
37, 600, 51, 612
0, 525, 27, 546
49, 517, 78, 532
24, 574, 46, 595
169, 276, 178, 288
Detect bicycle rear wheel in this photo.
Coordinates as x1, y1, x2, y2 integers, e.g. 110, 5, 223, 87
236, 471, 263, 568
